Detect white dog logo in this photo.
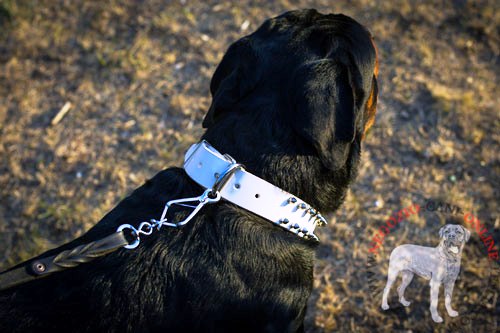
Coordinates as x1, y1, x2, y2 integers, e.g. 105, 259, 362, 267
381, 224, 470, 323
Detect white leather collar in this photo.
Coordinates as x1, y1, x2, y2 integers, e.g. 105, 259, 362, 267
183, 140, 327, 242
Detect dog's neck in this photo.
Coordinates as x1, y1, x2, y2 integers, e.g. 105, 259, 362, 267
202, 120, 358, 213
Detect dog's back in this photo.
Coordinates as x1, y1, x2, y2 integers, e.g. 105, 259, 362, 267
389, 244, 441, 280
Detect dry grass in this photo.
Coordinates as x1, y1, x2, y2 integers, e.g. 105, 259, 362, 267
0, 0, 498, 331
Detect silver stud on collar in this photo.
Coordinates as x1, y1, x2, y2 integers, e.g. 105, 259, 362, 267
307, 208, 317, 216
278, 218, 289, 225
315, 214, 328, 227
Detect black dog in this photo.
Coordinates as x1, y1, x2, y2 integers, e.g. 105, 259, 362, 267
0, 9, 378, 333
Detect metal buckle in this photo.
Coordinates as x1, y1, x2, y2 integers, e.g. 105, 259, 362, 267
212, 163, 244, 194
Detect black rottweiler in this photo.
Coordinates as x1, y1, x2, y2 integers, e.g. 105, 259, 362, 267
0, 9, 378, 333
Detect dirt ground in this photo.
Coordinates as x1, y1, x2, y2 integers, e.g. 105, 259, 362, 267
0, 0, 498, 332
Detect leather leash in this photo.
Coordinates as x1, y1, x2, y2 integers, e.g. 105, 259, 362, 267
0, 231, 130, 291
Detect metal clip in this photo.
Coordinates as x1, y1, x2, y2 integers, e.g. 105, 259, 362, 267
161, 189, 221, 227
117, 189, 222, 250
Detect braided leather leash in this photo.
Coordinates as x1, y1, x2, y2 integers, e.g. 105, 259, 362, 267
0, 231, 130, 291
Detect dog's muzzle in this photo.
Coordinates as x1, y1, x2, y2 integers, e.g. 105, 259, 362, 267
443, 238, 462, 254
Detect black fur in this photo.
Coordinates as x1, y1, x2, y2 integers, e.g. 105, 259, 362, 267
0, 9, 377, 333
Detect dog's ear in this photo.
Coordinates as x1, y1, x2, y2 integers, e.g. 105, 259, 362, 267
289, 59, 363, 170
461, 225, 471, 242
362, 38, 379, 138
203, 39, 259, 128
439, 225, 448, 239
362, 74, 378, 139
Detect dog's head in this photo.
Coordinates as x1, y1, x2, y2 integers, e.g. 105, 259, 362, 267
202, 9, 378, 211
439, 224, 470, 256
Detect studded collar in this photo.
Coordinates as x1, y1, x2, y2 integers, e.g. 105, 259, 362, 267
183, 140, 327, 241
